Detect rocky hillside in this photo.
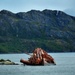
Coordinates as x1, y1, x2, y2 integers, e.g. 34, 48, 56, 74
0, 9, 75, 53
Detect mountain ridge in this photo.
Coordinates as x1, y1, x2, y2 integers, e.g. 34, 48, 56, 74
0, 9, 75, 53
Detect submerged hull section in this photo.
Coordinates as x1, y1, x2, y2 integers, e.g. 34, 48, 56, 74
20, 59, 43, 66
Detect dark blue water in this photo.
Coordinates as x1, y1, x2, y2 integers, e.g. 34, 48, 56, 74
0, 53, 75, 75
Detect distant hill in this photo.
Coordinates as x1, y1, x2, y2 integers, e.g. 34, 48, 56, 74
0, 9, 75, 53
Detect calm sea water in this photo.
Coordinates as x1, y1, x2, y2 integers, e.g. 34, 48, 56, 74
0, 53, 75, 75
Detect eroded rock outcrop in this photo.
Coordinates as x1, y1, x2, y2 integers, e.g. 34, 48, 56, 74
0, 59, 19, 65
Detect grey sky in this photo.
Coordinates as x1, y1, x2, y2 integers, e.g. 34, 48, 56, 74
0, 0, 75, 16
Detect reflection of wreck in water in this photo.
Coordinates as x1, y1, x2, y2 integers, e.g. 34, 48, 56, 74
20, 48, 56, 66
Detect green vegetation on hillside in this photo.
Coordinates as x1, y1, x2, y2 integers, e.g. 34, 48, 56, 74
0, 37, 74, 53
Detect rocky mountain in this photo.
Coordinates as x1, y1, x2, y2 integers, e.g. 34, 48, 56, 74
0, 9, 75, 53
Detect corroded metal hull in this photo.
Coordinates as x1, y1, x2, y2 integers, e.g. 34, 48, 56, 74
20, 48, 56, 66
20, 59, 43, 65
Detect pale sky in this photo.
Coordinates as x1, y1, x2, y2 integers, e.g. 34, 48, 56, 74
0, 0, 75, 16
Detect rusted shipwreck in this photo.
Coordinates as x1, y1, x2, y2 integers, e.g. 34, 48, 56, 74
20, 48, 56, 66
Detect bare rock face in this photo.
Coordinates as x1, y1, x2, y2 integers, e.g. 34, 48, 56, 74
0, 59, 19, 65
